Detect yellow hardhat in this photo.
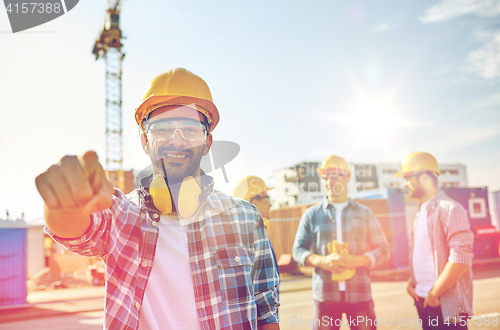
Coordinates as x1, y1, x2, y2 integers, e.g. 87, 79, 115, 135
233, 176, 273, 201
316, 155, 351, 177
395, 152, 441, 178
135, 68, 220, 133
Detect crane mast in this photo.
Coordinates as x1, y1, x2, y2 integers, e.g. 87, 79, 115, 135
92, 0, 125, 190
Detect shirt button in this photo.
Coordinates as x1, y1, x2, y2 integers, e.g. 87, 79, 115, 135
141, 261, 148, 268
135, 302, 140, 309
152, 221, 157, 227
152, 213, 159, 219
201, 302, 205, 308
234, 256, 240, 263
195, 257, 198, 263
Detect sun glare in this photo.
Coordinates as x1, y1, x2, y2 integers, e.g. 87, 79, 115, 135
338, 96, 408, 145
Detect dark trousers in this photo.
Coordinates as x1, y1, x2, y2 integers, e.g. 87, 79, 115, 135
312, 293, 376, 330
415, 299, 468, 330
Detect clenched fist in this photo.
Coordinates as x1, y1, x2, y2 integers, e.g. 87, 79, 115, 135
36, 151, 114, 238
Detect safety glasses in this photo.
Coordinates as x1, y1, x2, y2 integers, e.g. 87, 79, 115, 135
321, 173, 349, 181
402, 173, 417, 181
252, 195, 270, 202
402, 171, 438, 181
145, 119, 208, 142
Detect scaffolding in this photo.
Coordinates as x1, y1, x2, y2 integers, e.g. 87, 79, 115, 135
92, 1, 125, 190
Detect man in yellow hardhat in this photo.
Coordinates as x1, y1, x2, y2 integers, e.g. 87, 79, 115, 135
293, 155, 390, 330
35, 68, 280, 330
395, 152, 473, 329
234, 176, 279, 293
233, 176, 273, 228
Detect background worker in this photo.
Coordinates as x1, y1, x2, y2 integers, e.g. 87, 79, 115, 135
293, 155, 390, 330
233, 176, 280, 291
36, 68, 280, 330
395, 152, 473, 330
233, 176, 273, 230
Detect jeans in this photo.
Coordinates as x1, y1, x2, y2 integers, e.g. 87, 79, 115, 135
414, 299, 468, 330
312, 292, 376, 330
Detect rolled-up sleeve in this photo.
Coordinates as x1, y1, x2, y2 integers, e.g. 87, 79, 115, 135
293, 208, 313, 266
44, 210, 111, 258
43, 189, 129, 258
446, 205, 474, 266
253, 215, 280, 326
366, 211, 390, 268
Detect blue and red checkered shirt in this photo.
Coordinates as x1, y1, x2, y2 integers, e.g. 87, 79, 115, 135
45, 174, 279, 330
292, 197, 390, 304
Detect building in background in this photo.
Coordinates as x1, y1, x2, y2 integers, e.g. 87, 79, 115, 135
273, 161, 468, 208
273, 161, 322, 208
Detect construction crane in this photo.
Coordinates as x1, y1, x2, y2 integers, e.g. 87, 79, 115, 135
92, 0, 125, 191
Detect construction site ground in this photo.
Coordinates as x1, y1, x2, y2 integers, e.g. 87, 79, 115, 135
1, 260, 498, 328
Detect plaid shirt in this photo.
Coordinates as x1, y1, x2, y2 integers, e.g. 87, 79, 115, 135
293, 197, 390, 303
45, 174, 279, 330
409, 191, 474, 319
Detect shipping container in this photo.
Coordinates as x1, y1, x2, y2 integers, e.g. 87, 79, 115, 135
443, 187, 500, 260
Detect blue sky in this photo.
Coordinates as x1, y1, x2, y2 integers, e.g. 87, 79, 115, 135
1, 0, 499, 220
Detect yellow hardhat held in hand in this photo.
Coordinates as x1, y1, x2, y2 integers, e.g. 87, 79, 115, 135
395, 152, 441, 178
135, 68, 220, 133
317, 155, 351, 177
327, 240, 356, 282
233, 176, 273, 202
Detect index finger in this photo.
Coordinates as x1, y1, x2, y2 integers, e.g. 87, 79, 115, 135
78, 151, 100, 176
77, 151, 104, 191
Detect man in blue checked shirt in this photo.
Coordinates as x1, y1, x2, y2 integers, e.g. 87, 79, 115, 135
36, 68, 280, 330
293, 155, 390, 330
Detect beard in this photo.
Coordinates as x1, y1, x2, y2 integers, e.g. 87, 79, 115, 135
326, 182, 347, 198
409, 182, 426, 199
148, 143, 205, 184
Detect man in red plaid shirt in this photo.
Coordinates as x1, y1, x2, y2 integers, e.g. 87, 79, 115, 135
36, 68, 280, 330
395, 152, 473, 330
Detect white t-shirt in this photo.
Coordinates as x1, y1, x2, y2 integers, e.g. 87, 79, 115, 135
413, 200, 437, 298
330, 201, 348, 291
139, 214, 201, 330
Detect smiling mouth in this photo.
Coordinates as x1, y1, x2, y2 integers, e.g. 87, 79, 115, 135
166, 153, 187, 159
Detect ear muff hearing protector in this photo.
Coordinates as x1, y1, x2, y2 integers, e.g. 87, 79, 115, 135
177, 176, 202, 218
150, 174, 202, 218
150, 174, 172, 214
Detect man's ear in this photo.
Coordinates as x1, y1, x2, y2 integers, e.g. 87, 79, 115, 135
140, 132, 150, 155
203, 134, 213, 156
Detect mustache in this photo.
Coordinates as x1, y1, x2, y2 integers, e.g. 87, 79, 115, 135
158, 145, 196, 157
150, 146, 198, 183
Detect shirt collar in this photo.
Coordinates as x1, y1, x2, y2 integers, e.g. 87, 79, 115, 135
425, 190, 445, 211
321, 196, 355, 212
